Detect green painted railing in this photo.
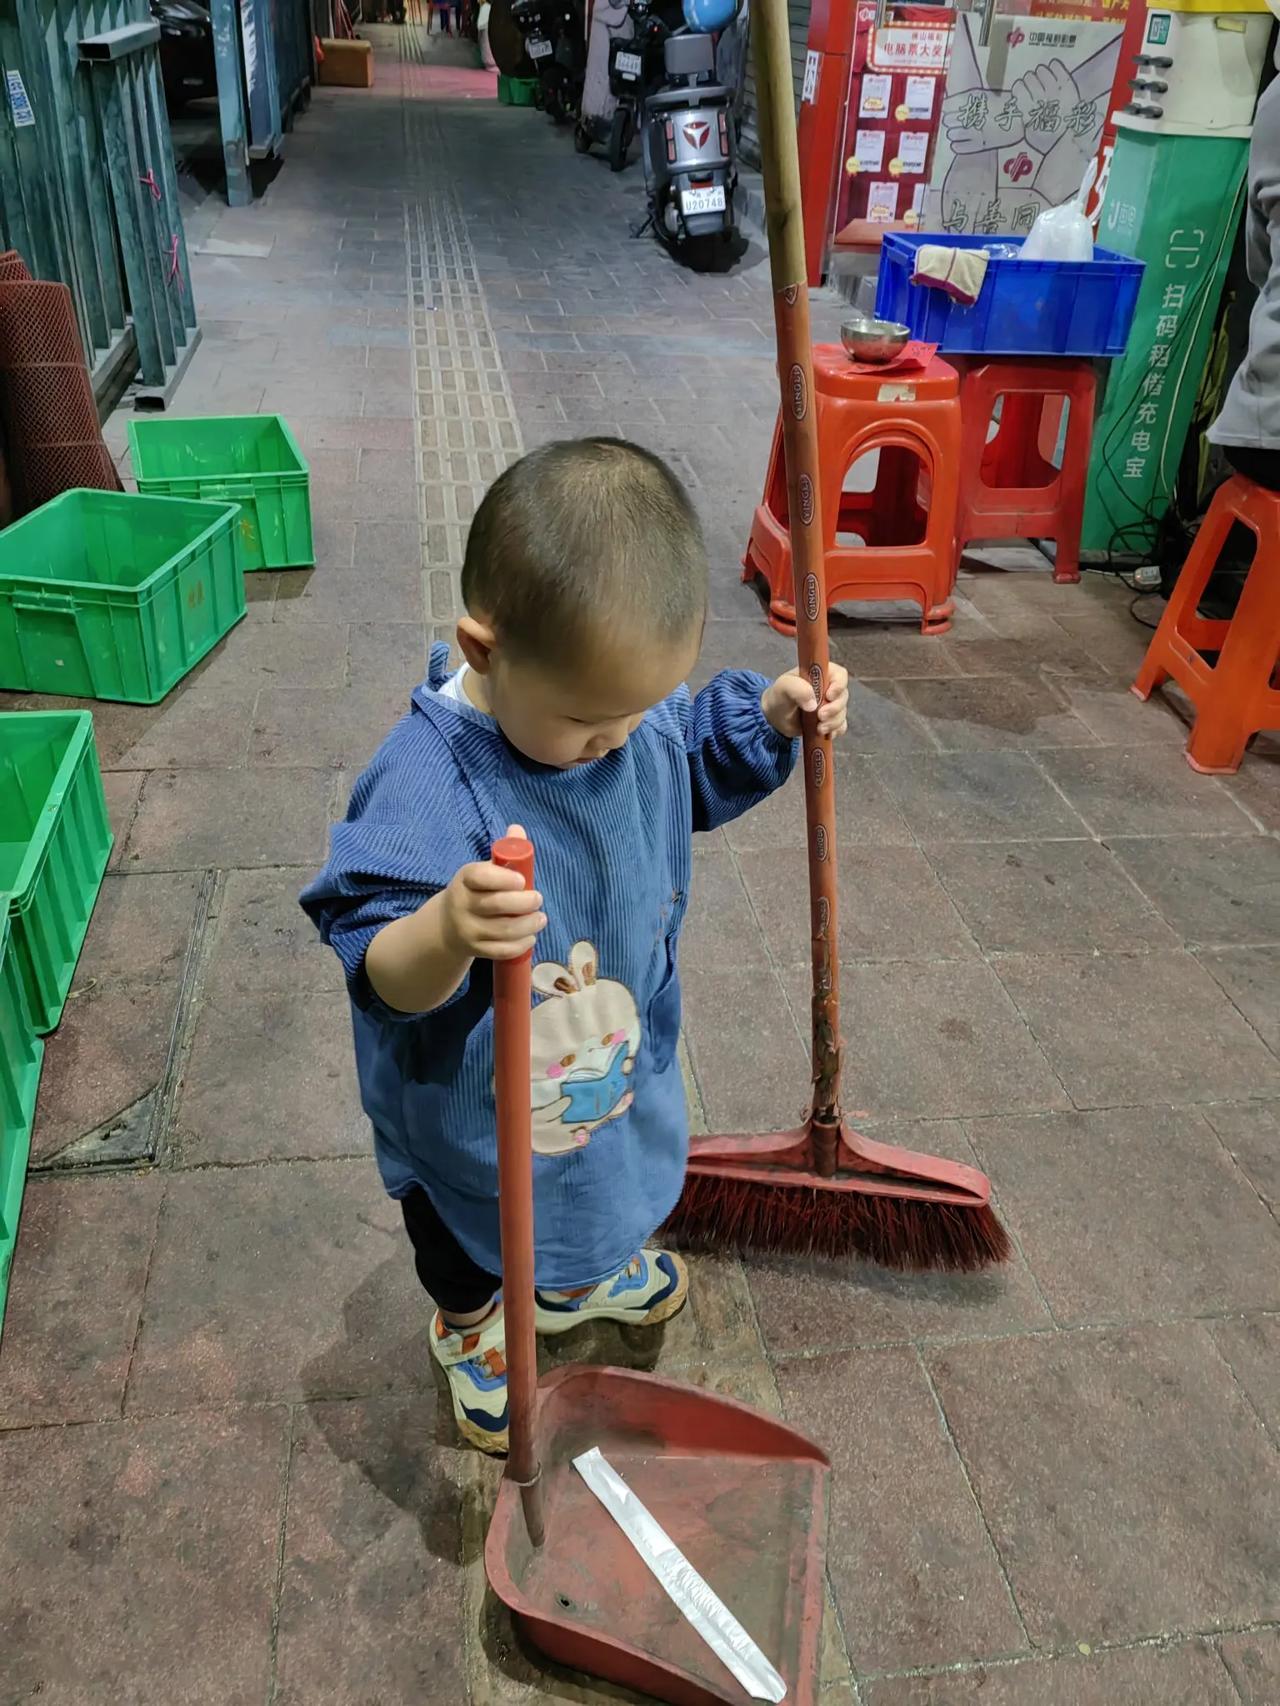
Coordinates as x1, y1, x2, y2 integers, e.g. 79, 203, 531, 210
0, 0, 198, 403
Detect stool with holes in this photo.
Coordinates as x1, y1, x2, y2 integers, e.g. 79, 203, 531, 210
953, 356, 1095, 584
743, 346, 962, 636
1132, 474, 1280, 773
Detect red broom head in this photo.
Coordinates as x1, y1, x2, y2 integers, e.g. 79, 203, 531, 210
665, 1171, 1011, 1273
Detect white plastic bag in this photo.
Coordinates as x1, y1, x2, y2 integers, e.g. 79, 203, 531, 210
1019, 159, 1098, 263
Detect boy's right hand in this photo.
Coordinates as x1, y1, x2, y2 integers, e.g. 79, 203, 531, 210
441, 824, 546, 961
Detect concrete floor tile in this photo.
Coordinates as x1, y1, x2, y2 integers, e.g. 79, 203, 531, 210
828, 628, 962, 679
71, 870, 202, 990
31, 978, 178, 1165
925, 1322, 1280, 1646
990, 950, 1280, 1109
775, 1347, 1025, 1672
967, 1108, 1280, 1326
838, 680, 942, 755
274, 1399, 470, 1706
1061, 672, 1191, 746
943, 631, 1100, 681
0, 1407, 285, 1702
1201, 1099, 1280, 1208
781, 960, 1070, 1122
740, 845, 979, 964
200, 618, 350, 688
682, 966, 810, 1134
680, 847, 770, 973
1220, 1628, 1280, 1704
81, 687, 255, 771
175, 988, 365, 1164
250, 685, 405, 769
1037, 746, 1256, 837
1196, 946, 1280, 1053
0, 1174, 162, 1426
128, 1159, 430, 1410
924, 839, 1175, 955
289, 415, 415, 451
311, 515, 358, 567
748, 1121, 1051, 1352
273, 566, 423, 623
1110, 835, 1280, 946
358, 447, 416, 485
123, 766, 336, 869
723, 758, 914, 852
863, 1641, 1238, 1706
348, 620, 430, 689
102, 769, 143, 867
1222, 759, 1280, 832
870, 752, 1089, 843
896, 676, 1097, 752
1209, 1313, 1280, 1441
687, 618, 798, 691
206, 866, 340, 996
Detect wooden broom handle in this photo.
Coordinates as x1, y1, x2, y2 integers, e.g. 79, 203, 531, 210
750, 0, 842, 1134
492, 835, 544, 1545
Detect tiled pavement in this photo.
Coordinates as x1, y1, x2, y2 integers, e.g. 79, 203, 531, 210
2, 26, 1280, 1705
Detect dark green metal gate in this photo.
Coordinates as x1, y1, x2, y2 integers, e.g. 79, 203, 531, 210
0, 0, 198, 404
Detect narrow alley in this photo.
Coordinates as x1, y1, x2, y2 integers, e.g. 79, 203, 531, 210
1, 24, 1278, 1706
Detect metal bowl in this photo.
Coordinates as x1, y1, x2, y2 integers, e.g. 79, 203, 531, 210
840, 315, 911, 364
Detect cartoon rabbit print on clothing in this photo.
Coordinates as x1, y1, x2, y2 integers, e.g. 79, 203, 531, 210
528, 941, 641, 1155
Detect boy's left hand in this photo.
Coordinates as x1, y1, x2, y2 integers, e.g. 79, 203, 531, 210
762, 663, 850, 740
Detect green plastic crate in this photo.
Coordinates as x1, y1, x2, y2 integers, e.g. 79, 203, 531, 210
0, 488, 245, 704
0, 911, 42, 1335
128, 413, 314, 571
0, 711, 112, 1034
498, 73, 540, 106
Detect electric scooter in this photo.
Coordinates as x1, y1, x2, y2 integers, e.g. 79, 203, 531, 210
639, 27, 737, 262
604, 0, 677, 171
510, 0, 586, 122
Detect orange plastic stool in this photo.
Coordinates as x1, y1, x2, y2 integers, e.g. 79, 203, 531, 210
953, 357, 1096, 584
744, 346, 962, 635
1132, 474, 1280, 773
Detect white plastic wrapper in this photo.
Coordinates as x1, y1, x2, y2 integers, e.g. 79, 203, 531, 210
572, 1446, 787, 1703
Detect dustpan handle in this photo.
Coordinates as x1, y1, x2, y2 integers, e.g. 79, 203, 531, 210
751, 0, 842, 1134
492, 835, 545, 1546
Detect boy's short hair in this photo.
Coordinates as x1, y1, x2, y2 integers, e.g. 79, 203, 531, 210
461, 438, 708, 663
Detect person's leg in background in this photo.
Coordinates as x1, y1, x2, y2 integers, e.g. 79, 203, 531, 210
1185, 446, 1280, 620
1225, 445, 1280, 492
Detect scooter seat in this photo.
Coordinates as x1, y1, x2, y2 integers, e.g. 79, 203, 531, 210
645, 82, 732, 110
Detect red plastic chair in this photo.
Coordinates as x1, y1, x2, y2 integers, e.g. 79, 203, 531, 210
744, 347, 962, 635
1132, 473, 1280, 773
953, 357, 1096, 584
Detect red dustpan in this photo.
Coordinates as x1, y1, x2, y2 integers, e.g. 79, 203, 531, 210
484, 836, 831, 1706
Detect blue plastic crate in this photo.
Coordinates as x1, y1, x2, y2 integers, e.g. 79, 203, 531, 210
875, 233, 1144, 358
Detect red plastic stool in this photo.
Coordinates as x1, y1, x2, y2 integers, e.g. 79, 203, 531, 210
953, 357, 1096, 584
744, 346, 962, 635
1132, 474, 1280, 773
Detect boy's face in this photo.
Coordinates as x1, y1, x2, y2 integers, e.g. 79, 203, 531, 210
466, 621, 702, 769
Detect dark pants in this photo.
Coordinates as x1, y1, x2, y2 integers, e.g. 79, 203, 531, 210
1225, 445, 1280, 492
401, 1186, 500, 1316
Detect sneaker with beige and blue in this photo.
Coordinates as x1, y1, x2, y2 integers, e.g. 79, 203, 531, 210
429, 1248, 688, 1455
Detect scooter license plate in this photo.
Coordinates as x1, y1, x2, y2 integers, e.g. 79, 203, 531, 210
528, 36, 553, 58
682, 185, 726, 215
615, 51, 642, 76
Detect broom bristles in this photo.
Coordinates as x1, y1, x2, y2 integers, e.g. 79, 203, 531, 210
666, 1171, 1011, 1272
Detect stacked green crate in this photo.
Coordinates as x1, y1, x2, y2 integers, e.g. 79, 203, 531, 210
0, 910, 42, 1333
129, 414, 314, 571
0, 712, 112, 1034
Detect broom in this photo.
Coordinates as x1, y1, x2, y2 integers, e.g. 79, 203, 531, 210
665, 0, 1009, 1271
